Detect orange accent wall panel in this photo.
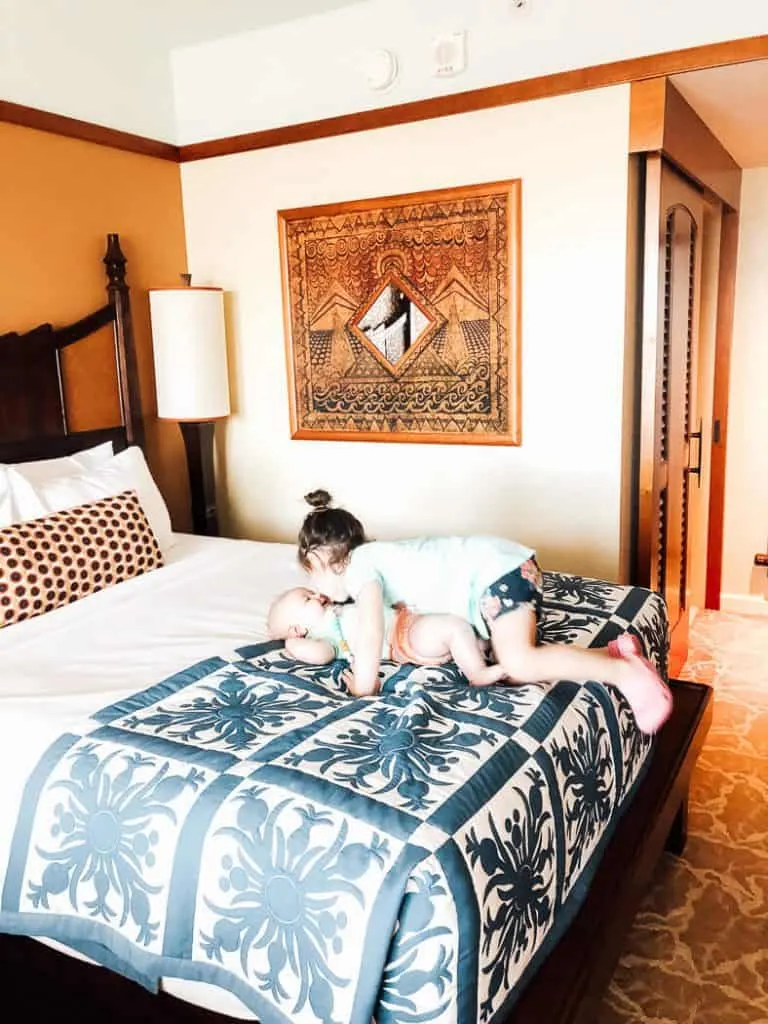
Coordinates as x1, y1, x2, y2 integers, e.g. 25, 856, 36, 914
0, 121, 190, 529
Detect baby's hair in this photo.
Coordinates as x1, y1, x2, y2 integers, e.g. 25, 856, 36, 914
267, 587, 305, 639
266, 588, 292, 639
298, 489, 366, 571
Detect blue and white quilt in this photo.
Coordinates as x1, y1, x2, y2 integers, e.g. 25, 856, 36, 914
0, 572, 668, 1024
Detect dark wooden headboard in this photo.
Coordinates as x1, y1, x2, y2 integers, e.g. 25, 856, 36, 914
0, 234, 144, 465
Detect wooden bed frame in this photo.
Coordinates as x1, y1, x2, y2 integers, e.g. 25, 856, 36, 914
0, 238, 714, 1023
0, 233, 143, 466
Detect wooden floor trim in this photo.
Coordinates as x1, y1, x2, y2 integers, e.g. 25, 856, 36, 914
179, 34, 768, 162
0, 99, 180, 162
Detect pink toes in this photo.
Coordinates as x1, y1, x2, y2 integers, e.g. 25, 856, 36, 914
607, 633, 642, 659
607, 634, 673, 735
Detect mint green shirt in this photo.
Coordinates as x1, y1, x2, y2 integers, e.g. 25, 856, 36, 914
308, 604, 397, 661
344, 536, 534, 639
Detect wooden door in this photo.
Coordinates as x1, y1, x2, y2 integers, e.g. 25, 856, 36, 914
637, 157, 707, 665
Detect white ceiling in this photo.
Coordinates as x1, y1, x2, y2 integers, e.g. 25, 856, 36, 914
2, 0, 767, 153
672, 59, 768, 169
150, 0, 369, 47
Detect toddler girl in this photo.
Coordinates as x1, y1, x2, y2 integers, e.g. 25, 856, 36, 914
296, 489, 672, 735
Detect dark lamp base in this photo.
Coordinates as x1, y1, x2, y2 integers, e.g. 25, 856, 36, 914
179, 420, 219, 537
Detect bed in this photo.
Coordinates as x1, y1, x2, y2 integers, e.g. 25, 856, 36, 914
0, 237, 713, 1024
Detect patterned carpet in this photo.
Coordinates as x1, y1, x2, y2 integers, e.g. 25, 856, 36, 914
598, 611, 768, 1024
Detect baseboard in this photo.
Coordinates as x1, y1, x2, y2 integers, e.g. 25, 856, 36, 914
719, 593, 768, 617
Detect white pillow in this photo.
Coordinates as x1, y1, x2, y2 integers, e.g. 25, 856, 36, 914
0, 467, 11, 529
7, 446, 174, 554
0, 441, 114, 528
10, 440, 114, 484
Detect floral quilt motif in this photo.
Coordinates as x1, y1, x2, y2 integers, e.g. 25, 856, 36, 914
284, 698, 498, 814
200, 788, 392, 1023
0, 572, 666, 1024
20, 739, 208, 953
550, 697, 615, 892
123, 668, 331, 753
466, 767, 556, 1020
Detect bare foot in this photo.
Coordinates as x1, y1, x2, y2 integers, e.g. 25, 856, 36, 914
613, 656, 673, 734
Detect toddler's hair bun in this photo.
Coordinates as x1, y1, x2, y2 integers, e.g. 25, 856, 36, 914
305, 489, 332, 510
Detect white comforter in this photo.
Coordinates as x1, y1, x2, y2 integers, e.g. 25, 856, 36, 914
0, 533, 303, 1018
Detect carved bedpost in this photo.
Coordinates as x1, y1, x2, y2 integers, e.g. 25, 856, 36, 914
104, 233, 144, 448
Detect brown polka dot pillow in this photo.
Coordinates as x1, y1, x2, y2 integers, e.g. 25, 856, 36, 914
0, 489, 163, 628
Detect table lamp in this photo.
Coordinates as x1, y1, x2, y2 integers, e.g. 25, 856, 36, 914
148, 283, 230, 536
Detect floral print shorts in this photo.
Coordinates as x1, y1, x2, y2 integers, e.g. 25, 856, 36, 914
479, 558, 543, 629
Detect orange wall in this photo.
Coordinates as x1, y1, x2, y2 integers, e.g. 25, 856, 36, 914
0, 122, 191, 529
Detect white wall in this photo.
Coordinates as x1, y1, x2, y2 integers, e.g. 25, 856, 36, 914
171, 0, 767, 144
181, 86, 632, 581
721, 167, 768, 615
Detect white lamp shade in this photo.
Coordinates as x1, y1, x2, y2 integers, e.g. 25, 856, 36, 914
148, 287, 231, 420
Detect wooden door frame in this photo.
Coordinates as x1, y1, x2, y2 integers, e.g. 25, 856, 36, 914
705, 208, 740, 608
629, 79, 742, 625
634, 152, 664, 593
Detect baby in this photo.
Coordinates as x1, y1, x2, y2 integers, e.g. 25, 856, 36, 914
267, 586, 507, 687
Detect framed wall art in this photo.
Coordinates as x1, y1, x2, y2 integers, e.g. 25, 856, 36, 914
278, 179, 521, 445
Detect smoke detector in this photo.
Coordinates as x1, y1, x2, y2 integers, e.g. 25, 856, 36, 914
363, 48, 399, 91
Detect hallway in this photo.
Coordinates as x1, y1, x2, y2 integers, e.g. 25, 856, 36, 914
599, 611, 768, 1024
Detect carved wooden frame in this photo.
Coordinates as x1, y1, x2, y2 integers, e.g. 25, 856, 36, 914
278, 180, 521, 445
0, 233, 143, 463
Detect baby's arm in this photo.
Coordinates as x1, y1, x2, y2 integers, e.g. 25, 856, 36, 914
348, 580, 385, 697
284, 636, 335, 665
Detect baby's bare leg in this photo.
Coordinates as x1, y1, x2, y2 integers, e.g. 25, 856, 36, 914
409, 614, 506, 685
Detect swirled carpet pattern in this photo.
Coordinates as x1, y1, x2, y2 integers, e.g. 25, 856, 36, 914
599, 611, 768, 1024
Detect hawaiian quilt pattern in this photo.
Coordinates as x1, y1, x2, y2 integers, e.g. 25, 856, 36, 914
0, 574, 668, 1024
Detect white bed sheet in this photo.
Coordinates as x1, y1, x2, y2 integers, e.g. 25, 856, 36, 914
0, 532, 305, 1019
